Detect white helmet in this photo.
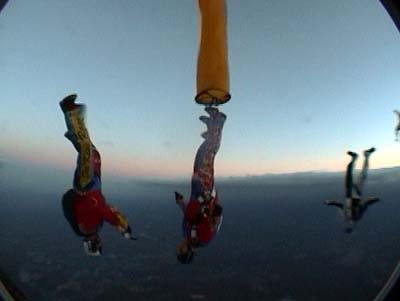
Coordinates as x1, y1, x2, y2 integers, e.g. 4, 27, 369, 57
83, 236, 102, 256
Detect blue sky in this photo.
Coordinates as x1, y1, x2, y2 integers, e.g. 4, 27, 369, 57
1, 0, 400, 179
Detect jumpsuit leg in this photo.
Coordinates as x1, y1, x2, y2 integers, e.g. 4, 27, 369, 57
355, 148, 375, 196
190, 108, 226, 201
62, 105, 101, 192
345, 152, 357, 198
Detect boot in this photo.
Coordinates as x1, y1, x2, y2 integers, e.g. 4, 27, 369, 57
60, 94, 82, 113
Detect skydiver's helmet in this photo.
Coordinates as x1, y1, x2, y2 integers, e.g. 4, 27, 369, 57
176, 240, 195, 264
177, 248, 194, 264
344, 221, 355, 234
83, 235, 102, 256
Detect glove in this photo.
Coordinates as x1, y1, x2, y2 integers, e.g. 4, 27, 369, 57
175, 191, 183, 202
122, 225, 137, 240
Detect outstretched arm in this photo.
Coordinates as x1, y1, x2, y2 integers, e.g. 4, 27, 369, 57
361, 197, 380, 207
104, 206, 136, 239
324, 200, 344, 209
175, 191, 186, 213
101, 204, 134, 237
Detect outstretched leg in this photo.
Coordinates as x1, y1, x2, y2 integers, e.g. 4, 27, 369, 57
60, 94, 101, 192
355, 147, 376, 196
190, 107, 226, 202
345, 151, 358, 198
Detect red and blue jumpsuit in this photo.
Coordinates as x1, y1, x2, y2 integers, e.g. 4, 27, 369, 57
179, 108, 226, 246
61, 103, 128, 236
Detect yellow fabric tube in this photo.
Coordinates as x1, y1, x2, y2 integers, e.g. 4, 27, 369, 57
196, 0, 231, 105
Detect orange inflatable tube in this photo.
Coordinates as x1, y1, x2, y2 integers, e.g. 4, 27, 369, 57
196, 0, 231, 105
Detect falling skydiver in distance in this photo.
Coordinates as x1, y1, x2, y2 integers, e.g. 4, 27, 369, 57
394, 110, 400, 141
324, 147, 379, 233
174, 107, 226, 264
60, 94, 135, 256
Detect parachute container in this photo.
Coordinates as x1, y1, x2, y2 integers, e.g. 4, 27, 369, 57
195, 0, 231, 105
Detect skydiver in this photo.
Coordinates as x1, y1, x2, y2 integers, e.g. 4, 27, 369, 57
324, 147, 379, 233
60, 94, 135, 256
394, 110, 400, 141
174, 107, 226, 264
